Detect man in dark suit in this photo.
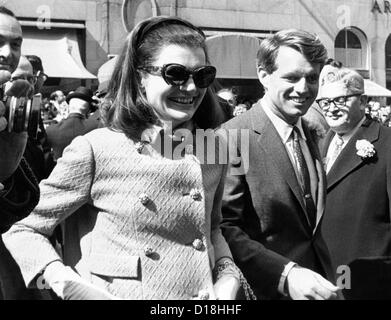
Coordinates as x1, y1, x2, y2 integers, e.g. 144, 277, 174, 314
0, 6, 40, 300
46, 86, 98, 161
220, 29, 338, 300
317, 63, 391, 298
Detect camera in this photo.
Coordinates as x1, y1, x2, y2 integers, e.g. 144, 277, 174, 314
1, 86, 41, 139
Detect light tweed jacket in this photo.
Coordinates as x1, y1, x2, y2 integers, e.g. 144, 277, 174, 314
3, 127, 232, 300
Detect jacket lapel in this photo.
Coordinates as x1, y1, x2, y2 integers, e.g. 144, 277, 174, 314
327, 118, 380, 189
302, 123, 326, 232
250, 103, 312, 232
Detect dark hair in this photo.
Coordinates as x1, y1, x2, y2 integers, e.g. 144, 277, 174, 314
25, 55, 44, 74
324, 58, 343, 68
101, 16, 222, 140
257, 29, 328, 74
0, 6, 16, 17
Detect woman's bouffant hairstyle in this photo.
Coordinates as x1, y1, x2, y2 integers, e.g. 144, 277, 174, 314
101, 16, 226, 139
257, 29, 328, 74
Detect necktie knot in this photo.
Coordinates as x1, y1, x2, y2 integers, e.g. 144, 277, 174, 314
335, 134, 344, 147
292, 126, 301, 141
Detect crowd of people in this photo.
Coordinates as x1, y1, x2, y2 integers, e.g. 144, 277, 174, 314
1, 5, 391, 300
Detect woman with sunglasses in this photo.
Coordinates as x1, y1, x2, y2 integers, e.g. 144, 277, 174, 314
3, 16, 247, 300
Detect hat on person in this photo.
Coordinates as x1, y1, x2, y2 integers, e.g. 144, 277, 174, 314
317, 64, 365, 99
66, 86, 94, 104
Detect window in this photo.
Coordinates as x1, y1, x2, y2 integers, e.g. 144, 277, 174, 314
334, 28, 368, 69
385, 35, 391, 69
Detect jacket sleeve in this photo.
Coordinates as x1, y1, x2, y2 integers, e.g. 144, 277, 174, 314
0, 158, 39, 234
2, 135, 95, 287
210, 163, 233, 267
219, 128, 290, 299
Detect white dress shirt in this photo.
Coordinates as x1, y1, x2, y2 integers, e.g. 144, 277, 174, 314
262, 102, 318, 204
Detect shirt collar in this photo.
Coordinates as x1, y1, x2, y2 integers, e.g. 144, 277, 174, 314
262, 100, 306, 143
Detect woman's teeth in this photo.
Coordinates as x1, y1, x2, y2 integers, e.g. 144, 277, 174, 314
170, 97, 194, 104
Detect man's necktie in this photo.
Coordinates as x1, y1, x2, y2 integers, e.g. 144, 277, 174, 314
328, 134, 344, 172
292, 126, 317, 230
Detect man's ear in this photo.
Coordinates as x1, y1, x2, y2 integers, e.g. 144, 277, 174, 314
257, 66, 270, 91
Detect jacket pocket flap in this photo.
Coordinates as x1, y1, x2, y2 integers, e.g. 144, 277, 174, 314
88, 254, 140, 278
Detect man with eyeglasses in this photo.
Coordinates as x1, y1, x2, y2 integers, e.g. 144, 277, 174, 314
318, 62, 391, 299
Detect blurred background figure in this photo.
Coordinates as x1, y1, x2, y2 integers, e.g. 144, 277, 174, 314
84, 59, 115, 129
379, 105, 391, 126
22, 55, 55, 182
217, 87, 238, 119
46, 86, 97, 161
369, 101, 381, 120
50, 90, 68, 122
232, 103, 248, 117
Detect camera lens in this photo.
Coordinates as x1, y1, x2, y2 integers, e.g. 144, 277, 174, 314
4, 95, 41, 139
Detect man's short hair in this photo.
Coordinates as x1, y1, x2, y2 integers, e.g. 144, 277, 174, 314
0, 6, 16, 17
257, 29, 328, 74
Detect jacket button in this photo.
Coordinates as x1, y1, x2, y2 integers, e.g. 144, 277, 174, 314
139, 193, 150, 205
192, 238, 204, 251
198, 290, 209, 300
144, 247, 154, 257
190, 189, 202, 201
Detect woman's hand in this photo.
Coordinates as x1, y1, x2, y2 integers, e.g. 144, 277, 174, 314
213, 275, 240, 300
44, 261, 120, 300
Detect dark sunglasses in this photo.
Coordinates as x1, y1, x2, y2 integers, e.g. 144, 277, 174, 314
140, 63, 216, 88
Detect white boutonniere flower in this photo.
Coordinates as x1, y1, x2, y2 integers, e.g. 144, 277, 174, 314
355, 139, 376, 159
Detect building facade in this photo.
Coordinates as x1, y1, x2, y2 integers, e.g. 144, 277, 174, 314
6, 0, 391, 96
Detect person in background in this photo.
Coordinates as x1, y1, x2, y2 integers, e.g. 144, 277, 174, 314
3, 16, 244, 300
217, 87, 237, 119
15, 55, 55, 181
369, 101, 381, 121
317, 63, 391, 299
46, 86, 97, 161
50, 90, 68, 122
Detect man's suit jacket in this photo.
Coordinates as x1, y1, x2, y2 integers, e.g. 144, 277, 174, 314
321, 118, 391, 278
220, 102, 333, 299
46, 113, 99, 161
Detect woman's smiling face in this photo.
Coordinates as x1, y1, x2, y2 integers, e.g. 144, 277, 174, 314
140, 44, 208, 128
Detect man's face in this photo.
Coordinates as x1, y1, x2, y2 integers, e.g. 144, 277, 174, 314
4, 56, 34, 95
320, 87, 365, 134
0, 13, 22, 74
258, 46, 321, 124
56, 91, 65, 103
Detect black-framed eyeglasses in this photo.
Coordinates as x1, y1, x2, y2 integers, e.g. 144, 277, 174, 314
139, 63, 216, 88
11, 71, 48, 86
316, 94, 361, 110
